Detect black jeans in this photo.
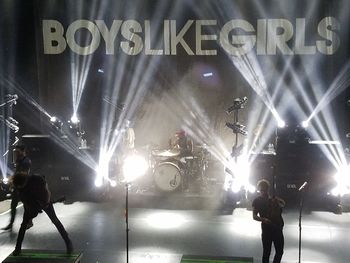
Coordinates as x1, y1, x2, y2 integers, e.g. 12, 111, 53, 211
15, 203, 71, 251
9, 190, 20, 225
261, 226, 284, 263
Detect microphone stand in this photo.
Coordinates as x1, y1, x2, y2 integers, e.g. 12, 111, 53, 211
298, 185, 307, 263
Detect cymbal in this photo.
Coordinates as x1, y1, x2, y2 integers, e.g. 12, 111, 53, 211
152, 149, 180, 157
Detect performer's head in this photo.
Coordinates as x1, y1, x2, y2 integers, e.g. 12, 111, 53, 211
12, 173, 28, 189
257, 179, 270, 196
175, 130, 186, 138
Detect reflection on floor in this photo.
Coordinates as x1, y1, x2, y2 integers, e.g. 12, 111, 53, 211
1, 198, 350, 263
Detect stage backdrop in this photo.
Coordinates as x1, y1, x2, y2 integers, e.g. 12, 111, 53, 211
1, 0, 349, 160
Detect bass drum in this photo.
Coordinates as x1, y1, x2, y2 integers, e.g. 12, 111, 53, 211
153, 161, 182, 192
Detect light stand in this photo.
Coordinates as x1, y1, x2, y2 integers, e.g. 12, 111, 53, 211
226, 96, 248, 161
224, 97, 248, 210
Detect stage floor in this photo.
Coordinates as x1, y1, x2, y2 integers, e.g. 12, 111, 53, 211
1, 196, 350, 263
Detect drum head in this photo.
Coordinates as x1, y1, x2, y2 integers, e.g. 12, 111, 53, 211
153, 162, 182, 192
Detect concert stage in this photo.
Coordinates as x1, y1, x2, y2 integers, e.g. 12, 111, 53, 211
1, 198, 350, 263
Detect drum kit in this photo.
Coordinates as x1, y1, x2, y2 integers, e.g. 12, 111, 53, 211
150, 145, 210, 192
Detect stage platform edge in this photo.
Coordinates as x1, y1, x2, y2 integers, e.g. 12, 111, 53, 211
2, 250, 83, 263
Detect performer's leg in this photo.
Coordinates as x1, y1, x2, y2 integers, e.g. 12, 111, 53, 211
2, 191, 34, 230
9, 191, 20, 224
272, 229, 284, 263
43, 203, 73, 253
262, 229, 273, 263
13, 211, 32, 255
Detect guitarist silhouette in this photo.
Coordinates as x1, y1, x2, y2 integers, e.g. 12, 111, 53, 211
252, 176, 285, 263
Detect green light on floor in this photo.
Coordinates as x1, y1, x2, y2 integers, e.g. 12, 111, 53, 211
10, 252, 79, 259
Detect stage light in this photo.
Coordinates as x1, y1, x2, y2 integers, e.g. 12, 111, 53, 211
226, 122, 248, 136
224, 156, 254, 194
247, 184, 256, 193
331, 165, 350, 196
95, 157, 110, 188
203, 72, 213, 77
123, 154, 148, 183
110, 180, 117, 188
70, 114, 79, 124
97, 68, 104, 73
277, 119, 286, 128
301, 120, 309, 128
226, 97, 248, 112
94, 177, 103, 188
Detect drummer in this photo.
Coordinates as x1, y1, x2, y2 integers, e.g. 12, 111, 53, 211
168, 130, 193, 157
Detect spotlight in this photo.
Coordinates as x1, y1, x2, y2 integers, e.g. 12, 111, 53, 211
301, 120, 309, 128
1, 117, 19, 133
226, 122, 248, 136
7, 117, 18, 125
226, 97, 248, 113
49, 116, 63, 130
94, 178, 103, 188
203, 72, 213, 77
98, 68, 104, 73
1, 94, 18, 107
122, 154, 148, 183
277, 120, 286, 128
70, 114, 80, 124
95, 159, 110, 188
2, 177, 9, 185
331, 165, 350, 196
224, 156, 253, 194
110, 180, 117, 188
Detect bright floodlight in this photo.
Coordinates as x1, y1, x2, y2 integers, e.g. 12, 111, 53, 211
123, 154, 148, 183
203, 72, 213, 77
110, 180, 117, 188
94, 159, 110, 188
224, 156, 253, 193
94, 177, 103, 188
331, 165, 350, 196
70, 114, 79, 124
50, 116, 57, 122
301, 120, 309, 128
277, 119, 286, 128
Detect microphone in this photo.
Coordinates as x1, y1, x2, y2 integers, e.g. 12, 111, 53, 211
298, 181, 308, 191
